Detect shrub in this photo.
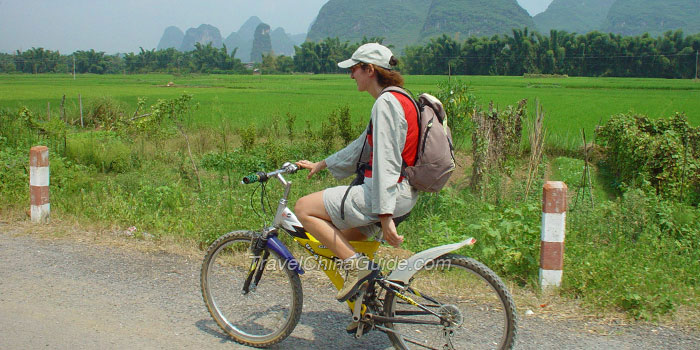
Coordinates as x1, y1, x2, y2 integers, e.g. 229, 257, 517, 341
0, 147, 29, 207
436, 79, 476, 149
85, 97, 129, 130
596, 113, 700, 203
285, 112, 297, 140
65, 132, 137, 173
239, 124, 257, 151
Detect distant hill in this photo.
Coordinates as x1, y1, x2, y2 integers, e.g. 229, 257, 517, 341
421, 0, 535, 40
306, 0, 534, 52
307, 0, 429, 51
250, 23, 272, 63
156, 17, 305, 61
270, 27, 298, 57
179, 24, 223, 51
533, 0, 615, 34
224, 16, 261, 59
603, 0, 700, 36
157, 26, 184, 50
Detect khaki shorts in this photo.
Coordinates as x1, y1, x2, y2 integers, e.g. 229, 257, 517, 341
323, 178, 418, 240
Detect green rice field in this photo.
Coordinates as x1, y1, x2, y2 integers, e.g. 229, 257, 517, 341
2, 73, 699, 148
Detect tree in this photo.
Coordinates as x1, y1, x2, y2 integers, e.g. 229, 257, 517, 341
73, 49, 107, 74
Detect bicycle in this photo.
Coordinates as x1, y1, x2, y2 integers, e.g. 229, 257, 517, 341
200, 162, 517, 349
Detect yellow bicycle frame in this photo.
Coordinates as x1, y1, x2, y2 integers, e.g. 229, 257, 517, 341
292, 232, 380, 312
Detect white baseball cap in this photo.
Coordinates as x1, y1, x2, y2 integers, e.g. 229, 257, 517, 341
338, 43, 394, 70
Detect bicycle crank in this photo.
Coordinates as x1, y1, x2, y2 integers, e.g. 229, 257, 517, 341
373, 324, 441, 350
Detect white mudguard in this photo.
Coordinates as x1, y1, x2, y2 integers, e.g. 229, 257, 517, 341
386, 237, 476, 284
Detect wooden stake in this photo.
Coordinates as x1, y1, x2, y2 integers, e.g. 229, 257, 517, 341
695, 50, 700, 80
60, 94, 66, 122
47, 102, 50, 121
79, 94, 84, 128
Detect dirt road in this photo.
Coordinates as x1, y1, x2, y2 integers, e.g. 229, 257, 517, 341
1, 224, 698, 349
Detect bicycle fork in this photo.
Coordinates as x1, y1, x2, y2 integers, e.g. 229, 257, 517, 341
241, 231, 305, 295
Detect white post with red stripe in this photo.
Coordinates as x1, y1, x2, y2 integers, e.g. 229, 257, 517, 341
540, 181, 567, 289
30, 146, 50, 223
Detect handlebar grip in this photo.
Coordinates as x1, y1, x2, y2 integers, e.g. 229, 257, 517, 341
241, 174, 259, 184
242, 172, 267, 184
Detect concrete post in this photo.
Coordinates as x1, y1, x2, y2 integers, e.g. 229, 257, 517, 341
30, 146, 50, 223
540, 181, 567, 289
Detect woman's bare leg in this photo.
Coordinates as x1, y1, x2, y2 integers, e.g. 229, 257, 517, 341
295, 191, 366, 260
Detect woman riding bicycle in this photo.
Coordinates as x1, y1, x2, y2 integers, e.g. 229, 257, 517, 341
295, 43, 420, 302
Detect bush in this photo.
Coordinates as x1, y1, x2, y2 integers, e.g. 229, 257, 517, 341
84, 97, 130, 130
239, 124, 257, 151
596, 113, 700, 203
0, 147, 29, 207
406, 187, 541, 286
565, 189, 700, 320
436, 79, 476, 149
65, 132, 137, 173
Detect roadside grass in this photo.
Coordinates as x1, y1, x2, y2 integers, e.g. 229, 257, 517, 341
1, 73, 699, 323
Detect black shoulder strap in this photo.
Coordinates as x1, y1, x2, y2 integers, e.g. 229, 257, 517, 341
340, 123, 370, 220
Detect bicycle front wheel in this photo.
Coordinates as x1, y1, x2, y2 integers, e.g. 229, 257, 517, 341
383, 254, 517, 350
200, 231, 303, 348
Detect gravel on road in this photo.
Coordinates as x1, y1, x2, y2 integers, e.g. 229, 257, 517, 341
1, 224, 698, 349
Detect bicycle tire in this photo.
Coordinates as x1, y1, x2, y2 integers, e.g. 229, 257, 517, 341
200, 230, 303, 348
383, 254, 517, 350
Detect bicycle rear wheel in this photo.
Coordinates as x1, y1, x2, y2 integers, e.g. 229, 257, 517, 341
201, 231, 303, 348
383, 254, 517, 350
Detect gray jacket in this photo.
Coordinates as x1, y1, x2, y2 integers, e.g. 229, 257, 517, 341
325, 92, 409, 215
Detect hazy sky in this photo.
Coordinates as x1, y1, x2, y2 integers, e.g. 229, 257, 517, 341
0, 0, 554, 54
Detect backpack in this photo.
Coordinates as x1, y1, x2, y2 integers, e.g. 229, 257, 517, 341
340, 87, 455, 222
381, 87, 456, 192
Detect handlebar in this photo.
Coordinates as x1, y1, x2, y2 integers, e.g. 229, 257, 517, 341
241, 162, 299, 184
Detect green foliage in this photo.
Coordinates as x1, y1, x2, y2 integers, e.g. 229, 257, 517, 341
0, 147, 29, 206
65, 132, 137, 173
565, 189, 700, 320
470, 100, 527, 194
320, 118, 337, 154
316, 104, 355, 154
407, 187, 541, 286
436, 79, 476, 149
337, 105, 353, 145
239, 124, 257, 152
596, 112, 700, 203
402, 29, 700, 78
2, 28, 698, 77
84, 97, 129, 130
0, 107, 38, 148
128, 94, 196, 141
285, 112, 297, 140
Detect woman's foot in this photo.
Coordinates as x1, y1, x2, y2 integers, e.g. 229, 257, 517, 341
337, 255, 380, 302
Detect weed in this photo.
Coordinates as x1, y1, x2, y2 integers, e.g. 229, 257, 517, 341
285, 112, 297, 140
239, 124, 257, 151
